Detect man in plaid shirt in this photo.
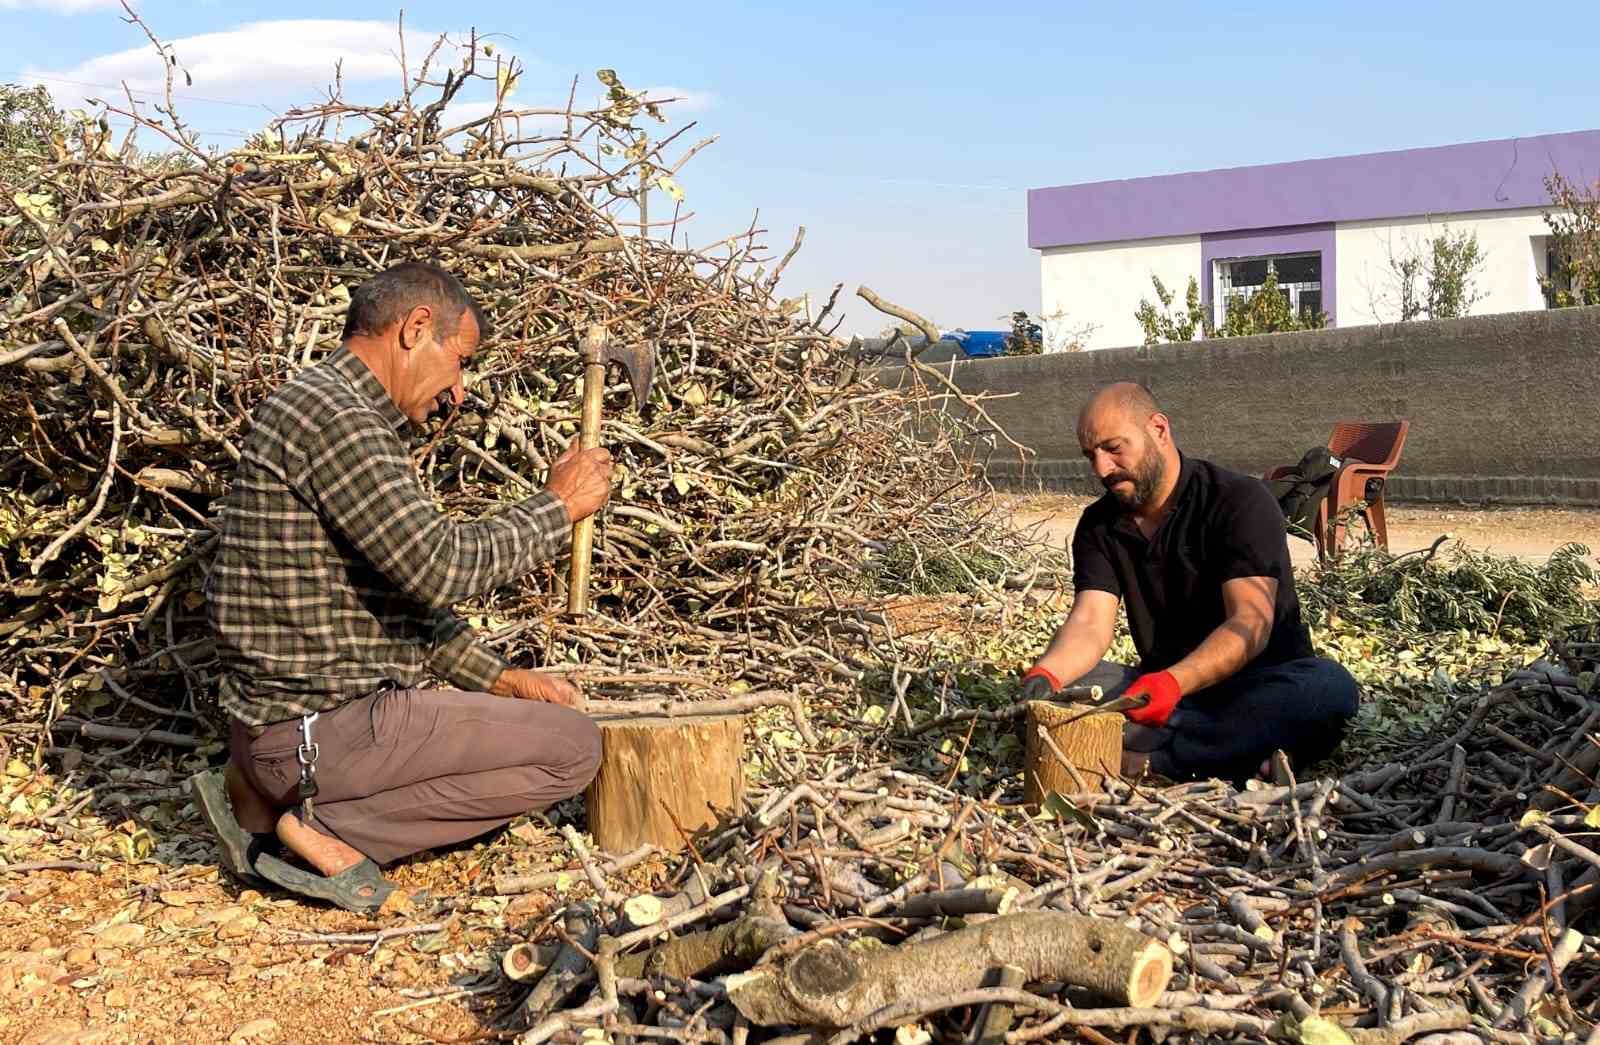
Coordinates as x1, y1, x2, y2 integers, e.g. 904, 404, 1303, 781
191, 262, 610, 912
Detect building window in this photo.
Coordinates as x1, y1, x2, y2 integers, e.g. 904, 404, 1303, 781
1541, 240, 1576, 308
1214, 252, 1323, 326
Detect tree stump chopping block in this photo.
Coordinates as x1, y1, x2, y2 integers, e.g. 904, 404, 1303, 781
1022, 701, 1123, 803
585, 712, 744, 854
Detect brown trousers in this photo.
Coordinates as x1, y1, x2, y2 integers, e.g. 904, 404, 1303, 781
230, 688, 602, 865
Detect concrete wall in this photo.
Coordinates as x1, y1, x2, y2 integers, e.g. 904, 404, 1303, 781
886, 305, 1600, 506
1040, 235, 1201, 352
1335, 207, 1553, 325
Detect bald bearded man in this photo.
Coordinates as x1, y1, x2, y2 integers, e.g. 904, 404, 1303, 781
1021, 382, 1360, 785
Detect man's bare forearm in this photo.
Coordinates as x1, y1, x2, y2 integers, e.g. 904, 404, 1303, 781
1166, 612, 1268, 695
1034, 614, 1113, 688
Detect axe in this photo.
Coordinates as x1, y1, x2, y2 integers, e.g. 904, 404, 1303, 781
566, 324, 655, 617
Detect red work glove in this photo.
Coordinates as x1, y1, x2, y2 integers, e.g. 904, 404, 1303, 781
1123, 671, 1182, 726
1019, 665, 1061, 702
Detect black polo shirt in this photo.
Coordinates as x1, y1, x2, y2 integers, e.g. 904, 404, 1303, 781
1071, 454, 1313, 674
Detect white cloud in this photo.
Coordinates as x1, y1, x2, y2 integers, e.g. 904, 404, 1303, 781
438, 99, 564, 136
0, 0, 120, 13
25, 19, 469, 110
439, 99, 502, 127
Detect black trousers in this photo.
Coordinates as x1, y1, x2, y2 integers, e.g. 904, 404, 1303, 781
1078, 656, 1361, 786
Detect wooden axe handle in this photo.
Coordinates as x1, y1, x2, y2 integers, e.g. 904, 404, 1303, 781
565, 357, 607, 617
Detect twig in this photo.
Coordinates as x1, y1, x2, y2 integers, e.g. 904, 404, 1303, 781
0, 860, 102, 874
283, 921, 446, 954
32, 403, 121, 575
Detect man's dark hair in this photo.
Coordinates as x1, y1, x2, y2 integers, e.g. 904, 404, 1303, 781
340, 261, 490, 343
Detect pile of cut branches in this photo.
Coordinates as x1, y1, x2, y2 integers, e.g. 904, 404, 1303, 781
474, 632, 1600, 1043
0, 24, 1054, 751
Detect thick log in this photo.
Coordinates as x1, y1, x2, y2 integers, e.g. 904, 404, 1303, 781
586, 712, 745, 854
502, 941, 562, 983
615, 914, 796, 980
1023, 702, 1123, 802
521, 902, 599, 1018
725, 911, 1171, 1028
897, 888, 1018, 919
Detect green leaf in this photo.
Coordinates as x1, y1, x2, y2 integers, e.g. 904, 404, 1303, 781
315, 206, 358, 236
1041, 791, 1097, 831
411, 931, 451, 953
1584, 805, 1600, 829
1294, 1015, 1356, 1045
655, 174, 685, 203
116, 826, 155, 862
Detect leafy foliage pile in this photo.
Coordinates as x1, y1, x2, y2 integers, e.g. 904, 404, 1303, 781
1298, 538, 1597, 641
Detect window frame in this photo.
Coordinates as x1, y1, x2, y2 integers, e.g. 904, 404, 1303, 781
1540, 237, 1575, 309
1212, 251, 1324, 327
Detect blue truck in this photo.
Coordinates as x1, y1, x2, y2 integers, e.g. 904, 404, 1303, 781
938, 329, 1011, 358
852, 322, 1041, 364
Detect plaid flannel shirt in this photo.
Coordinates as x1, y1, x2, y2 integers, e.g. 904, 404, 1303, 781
207, 347, 570, 726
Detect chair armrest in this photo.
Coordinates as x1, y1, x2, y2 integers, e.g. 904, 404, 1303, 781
1331, 462, 1397, 505
1335, 460, 1396, 478
1337, 464, 1397, 484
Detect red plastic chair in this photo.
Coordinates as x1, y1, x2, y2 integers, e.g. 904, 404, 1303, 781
1265, 421, 1410, 560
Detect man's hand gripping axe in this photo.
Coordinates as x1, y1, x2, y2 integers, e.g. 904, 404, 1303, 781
567, 324, 655, 618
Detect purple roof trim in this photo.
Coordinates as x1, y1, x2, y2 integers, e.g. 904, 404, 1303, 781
1028, 129, 1600, 250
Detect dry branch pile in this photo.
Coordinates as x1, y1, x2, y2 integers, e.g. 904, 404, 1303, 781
0, 35, 1048, 748
473, 631, 1599, 1043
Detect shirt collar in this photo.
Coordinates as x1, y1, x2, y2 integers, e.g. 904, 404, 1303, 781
327, 347, 411, 434
1111, 450, 1196, 538
1170, 451, 1197, 503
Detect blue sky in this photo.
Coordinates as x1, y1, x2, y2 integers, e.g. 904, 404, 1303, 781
5, 1, 1599, 335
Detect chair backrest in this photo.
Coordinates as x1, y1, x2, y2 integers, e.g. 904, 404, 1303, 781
1328, 420, 1409, 468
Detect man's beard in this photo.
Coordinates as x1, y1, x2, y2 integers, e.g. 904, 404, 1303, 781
1102, 445, 1166, 509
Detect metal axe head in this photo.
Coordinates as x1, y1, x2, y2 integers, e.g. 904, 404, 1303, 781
580, 324, 656, 411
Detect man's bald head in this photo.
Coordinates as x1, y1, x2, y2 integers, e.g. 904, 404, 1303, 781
1078, 381, 1160, 436
1077, 382, 1179, 512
